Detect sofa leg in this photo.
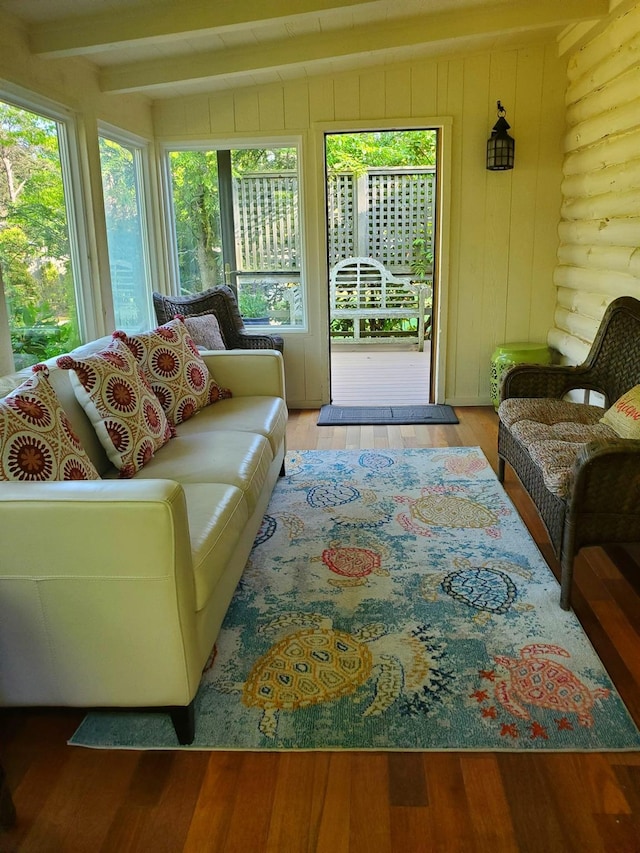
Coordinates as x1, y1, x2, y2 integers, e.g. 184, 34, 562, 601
497, 456, 505, 483
169, 701, 195, 745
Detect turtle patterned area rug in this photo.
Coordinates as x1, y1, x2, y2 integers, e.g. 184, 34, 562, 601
70, 448, 640, 752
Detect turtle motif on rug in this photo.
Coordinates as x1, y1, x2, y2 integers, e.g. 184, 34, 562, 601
394, 484, 508, 538
420, 557, 534, 623
214, 612, 438, 738
493, 643, 610, 728
311, 539, 391, 587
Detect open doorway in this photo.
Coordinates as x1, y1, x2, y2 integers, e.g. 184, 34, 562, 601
324, 129, 438, 406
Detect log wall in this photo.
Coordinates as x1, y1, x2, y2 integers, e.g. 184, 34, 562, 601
552, 1, 640, 363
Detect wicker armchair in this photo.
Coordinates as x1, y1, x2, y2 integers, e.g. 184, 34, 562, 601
497, 296, 640, 610
152, 285, 284, 353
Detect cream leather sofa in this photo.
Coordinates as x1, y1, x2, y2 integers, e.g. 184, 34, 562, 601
0, 337, 287, 743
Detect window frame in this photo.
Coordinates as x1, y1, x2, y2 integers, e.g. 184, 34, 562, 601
0, 81, 96, 341
97, 121, 158, 332
160, 136, 307, 333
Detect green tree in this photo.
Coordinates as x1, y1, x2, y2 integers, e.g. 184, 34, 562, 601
325, 130, 436, 173
169, 150, 223, 293
0, 101, 79, 363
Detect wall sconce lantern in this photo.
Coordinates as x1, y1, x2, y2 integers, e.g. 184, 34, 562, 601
486, 100, 515, 171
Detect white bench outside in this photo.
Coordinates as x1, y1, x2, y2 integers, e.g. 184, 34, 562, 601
330, 257, 431, 351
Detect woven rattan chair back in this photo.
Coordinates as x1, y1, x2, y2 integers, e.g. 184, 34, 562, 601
152, 286, 284, 353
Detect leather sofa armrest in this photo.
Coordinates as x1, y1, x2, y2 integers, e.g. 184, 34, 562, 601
0, 479, 195, 591
200, 350, 286, 399
0, 479, 202, 707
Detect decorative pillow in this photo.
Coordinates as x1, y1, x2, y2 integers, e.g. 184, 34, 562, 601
184, 314, 226, 351
0, 364, 100, 481
600, 385, 640, 439
113, 317, 231, 426
57, 339, 173, 478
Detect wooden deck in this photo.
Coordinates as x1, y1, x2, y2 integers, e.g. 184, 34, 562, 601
330, 344, 432, 405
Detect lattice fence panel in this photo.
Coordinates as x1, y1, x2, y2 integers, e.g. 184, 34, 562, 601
366, 171, 435, 269
327, 173, 355, 266
233, 173, 300, 270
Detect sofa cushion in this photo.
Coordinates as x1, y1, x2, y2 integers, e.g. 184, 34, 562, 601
0, 364, 100, 482
120, 430, 273, 515
114, 318, 231, 426
181, 483, 249, 611
175, 396, 287, 457
57, 339, 173, 478
184, 315, 226, 350
600, 385, 640, 439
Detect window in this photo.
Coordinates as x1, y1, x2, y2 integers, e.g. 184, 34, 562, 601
0, 98, 84, 368
165, 144, 304, 330
99, 130, 154, 332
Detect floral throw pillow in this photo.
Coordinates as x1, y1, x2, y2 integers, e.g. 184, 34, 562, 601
57, 339, 173, 478
113, 317, 231, 426
0, 364, 100, 481
600, 385, 640, 439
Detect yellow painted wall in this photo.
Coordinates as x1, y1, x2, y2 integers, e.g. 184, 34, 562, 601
552, 0, 640, 363
0, 11, 152, 136
155, 45, 567, 407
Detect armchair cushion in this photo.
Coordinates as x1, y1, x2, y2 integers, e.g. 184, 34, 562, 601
600, 385, 640, 439
57, 340, 173, 478
498, 398, 617, 498
0, 364, 100, 482
114, 318, 231, 426
498, 397, 605, 429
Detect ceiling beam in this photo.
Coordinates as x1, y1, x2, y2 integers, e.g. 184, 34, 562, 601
30, 0, 383, 57
99, 0, 608, 94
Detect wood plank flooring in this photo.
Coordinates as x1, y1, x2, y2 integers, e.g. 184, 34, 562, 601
2, 407, 640, 852
330, 346, 431, 406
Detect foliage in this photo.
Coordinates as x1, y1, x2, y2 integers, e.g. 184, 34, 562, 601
98, 137, 138, 224
410, 237, 434, 279
325, 130, 436, 174
10, 300, 77, 365
230, 147, 296, 176
238, 289, 270, 318
0, 100, 80, 362
169, 150, 223, 294
0, 103, 69, 259
169, 147, 299, 295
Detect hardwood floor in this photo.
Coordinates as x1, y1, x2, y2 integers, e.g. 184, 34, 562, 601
2, 407, 640, 852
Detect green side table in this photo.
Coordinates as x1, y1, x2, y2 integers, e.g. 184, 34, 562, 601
490, 342, 551, 411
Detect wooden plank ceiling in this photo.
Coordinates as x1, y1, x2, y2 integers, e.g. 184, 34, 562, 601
0, 0, 609, 99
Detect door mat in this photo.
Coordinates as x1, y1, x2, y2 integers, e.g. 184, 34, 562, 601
317, 404, 459, 426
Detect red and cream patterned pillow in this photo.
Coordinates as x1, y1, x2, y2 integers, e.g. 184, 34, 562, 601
113, 317, 231, 426
57, 339, 173, 478
0, 364, 100, 482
